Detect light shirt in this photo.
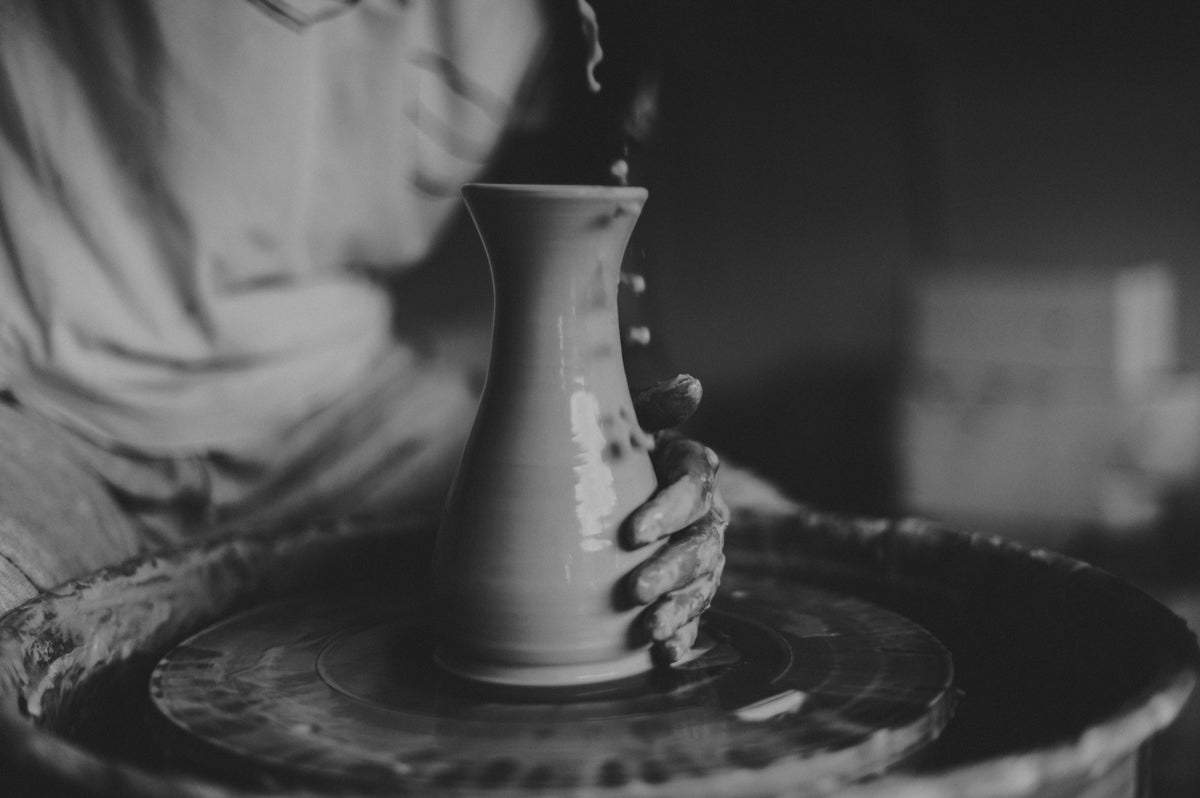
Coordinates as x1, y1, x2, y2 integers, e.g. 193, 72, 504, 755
0, 0, 545, 452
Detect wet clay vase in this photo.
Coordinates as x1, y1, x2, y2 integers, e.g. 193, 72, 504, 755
433, 184, 660, 687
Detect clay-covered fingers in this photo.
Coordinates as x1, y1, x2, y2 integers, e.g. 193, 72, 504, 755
629, 496, 729, 604
632, 374, 703, 433
627, 435, 720, 547
623, 379, 726, 664
661, 618, 700, 663
645, 555, 725, 651
630, 493, 729, 662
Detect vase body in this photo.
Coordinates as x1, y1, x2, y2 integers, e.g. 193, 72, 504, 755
433, 184, 659, 686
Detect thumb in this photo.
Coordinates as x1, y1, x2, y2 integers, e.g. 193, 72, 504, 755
632, 374, 702, 433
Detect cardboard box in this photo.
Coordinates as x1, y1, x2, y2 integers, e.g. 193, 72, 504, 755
899, 262, 1177, 543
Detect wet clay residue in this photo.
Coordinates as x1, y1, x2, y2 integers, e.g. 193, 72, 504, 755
0, 519, 431, 797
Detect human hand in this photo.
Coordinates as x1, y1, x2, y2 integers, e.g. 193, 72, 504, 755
625, 375, 728, 663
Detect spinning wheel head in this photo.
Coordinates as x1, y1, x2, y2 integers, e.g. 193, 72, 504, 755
150, 574, 954, 795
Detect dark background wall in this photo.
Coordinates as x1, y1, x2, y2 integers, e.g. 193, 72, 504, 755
644, 0, 1200, 515
645, 3, 916, 515
404, 0, 1200, 517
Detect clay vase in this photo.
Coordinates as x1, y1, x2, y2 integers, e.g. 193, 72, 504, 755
433, 183, 660, 687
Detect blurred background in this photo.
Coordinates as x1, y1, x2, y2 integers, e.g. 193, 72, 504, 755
397, 2, 1200, 791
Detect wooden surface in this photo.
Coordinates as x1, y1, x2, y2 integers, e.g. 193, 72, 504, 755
0, 508, 1195, 797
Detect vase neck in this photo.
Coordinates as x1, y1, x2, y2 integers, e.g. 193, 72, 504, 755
462, 184, 646, 317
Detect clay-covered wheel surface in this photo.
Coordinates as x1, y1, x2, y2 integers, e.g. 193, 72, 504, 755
149, 572, 955, 795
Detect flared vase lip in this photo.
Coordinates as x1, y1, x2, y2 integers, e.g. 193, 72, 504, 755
462, 182, 648, 200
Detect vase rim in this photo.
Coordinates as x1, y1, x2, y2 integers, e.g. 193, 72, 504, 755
462, 183, 647, 199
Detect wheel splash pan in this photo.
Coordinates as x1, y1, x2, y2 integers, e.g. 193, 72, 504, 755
0, 509, 1195, 797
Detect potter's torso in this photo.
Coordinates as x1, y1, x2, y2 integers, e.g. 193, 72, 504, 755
0, 0, 545, 452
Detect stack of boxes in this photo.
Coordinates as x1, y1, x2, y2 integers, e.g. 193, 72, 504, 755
899, 262, 1185, 546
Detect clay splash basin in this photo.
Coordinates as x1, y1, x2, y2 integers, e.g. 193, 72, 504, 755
0, 507, 1194, 796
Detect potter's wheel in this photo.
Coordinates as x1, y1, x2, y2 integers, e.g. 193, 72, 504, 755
149, 570, 955, 795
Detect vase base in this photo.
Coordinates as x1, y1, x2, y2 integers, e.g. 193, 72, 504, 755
433, 644, 654, 687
